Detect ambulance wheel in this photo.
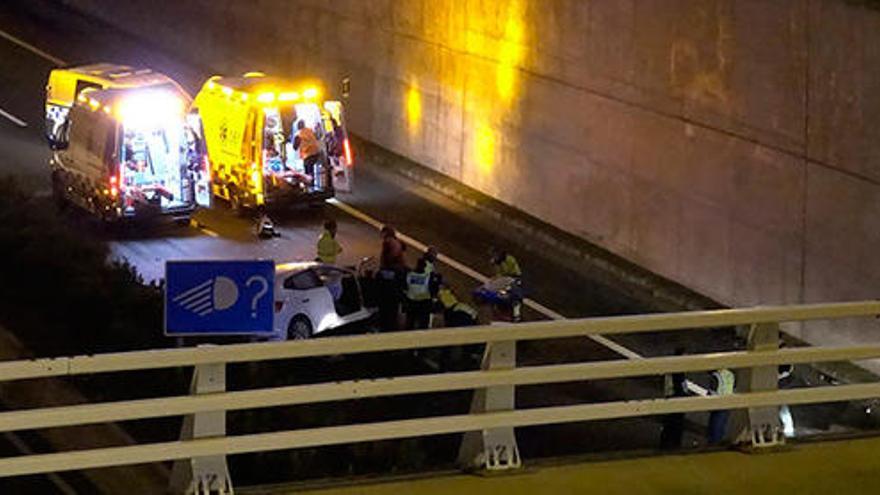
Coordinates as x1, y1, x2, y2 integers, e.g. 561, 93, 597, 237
287, 315, 313, 340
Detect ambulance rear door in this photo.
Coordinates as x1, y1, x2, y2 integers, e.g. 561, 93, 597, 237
322, 101, 353, 193
186, 112, 212, 208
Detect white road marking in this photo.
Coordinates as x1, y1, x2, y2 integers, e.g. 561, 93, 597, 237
0, 107, 27, 127
329, 198, 643, 360
0, 28, 67, 65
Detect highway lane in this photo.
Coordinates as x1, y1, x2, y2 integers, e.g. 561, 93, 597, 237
0, 0, 874, 488
0, 32, 51, 190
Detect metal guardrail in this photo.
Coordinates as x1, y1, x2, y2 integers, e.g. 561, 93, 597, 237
0, 301, 878, 493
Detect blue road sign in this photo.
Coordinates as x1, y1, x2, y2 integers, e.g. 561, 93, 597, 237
165, 260, 275, 336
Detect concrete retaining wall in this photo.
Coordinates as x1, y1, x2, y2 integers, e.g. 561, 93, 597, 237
61, 0, 880, 348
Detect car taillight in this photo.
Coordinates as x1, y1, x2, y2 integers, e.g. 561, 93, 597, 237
343, 138, 353, 167
274, 301, 284, 313
109, 175, 118, 197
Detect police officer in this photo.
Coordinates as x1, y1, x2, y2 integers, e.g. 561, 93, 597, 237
707, 368, 736, 444
316, 219, 342, 264
405, 258, 433, 330
421, 246, 438, 274
420, 246, 442, 309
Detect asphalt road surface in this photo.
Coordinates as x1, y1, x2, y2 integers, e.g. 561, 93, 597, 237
0, 0, 875, 491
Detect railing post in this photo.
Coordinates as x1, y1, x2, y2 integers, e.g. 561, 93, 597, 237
737, 322, 785, 449
457, 339, 522, 471
169, 360, 233, 494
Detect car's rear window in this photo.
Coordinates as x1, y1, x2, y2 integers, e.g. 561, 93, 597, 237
283, 270, 322, 290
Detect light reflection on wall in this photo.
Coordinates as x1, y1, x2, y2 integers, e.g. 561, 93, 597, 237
496, 4, 526, 105
406, 81, 422, 137
406, 0, 529, 181
468, 0, 527, 177
474, 121, 496, 173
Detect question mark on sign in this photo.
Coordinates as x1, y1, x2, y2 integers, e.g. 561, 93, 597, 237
246, 276, 269, 318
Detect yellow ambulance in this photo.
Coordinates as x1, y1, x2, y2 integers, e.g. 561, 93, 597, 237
46, 65, 210, 222
190, 73, 353, 209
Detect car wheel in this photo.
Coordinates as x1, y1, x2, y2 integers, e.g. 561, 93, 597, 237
287, 315, 313, 340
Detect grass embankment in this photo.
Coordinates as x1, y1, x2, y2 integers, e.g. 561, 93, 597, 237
0, 177, 163, 356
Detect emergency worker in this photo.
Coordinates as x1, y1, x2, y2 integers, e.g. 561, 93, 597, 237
316, 219, 342, 264
438, 286, 479, 327
405, 258, 433, 330
489, 246, 521, 278
377, 225, 407, 331
293, 120, 322, 185
707, 368, 736, 444
488, 246, 523, 322
660, 347, 689, 450
420, 246, 442, 295
437, 285, 480, 369
380, 226, 407, 272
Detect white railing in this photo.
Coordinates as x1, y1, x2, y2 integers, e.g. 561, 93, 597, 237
0, 301, 878, 493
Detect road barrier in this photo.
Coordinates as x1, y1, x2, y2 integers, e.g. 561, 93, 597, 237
0, 301, 878, 493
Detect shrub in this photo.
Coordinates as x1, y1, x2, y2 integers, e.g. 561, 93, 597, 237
0, 177, 163, 355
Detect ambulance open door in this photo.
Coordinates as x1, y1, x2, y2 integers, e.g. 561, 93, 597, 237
322, 101, 353, 193
186, 111, 212, 208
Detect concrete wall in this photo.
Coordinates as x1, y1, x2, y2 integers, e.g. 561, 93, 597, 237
63, 0, 880, 348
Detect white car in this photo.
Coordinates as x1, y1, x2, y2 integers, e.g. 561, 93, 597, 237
273, 262, 377, 340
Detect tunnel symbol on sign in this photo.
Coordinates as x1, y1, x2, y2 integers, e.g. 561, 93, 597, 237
173, 276, 239, 317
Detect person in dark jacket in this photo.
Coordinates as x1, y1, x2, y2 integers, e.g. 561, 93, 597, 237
376, 225, 407, 331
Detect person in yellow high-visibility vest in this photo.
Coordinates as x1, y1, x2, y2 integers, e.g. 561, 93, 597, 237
404, 258, 433, 330
489, 246, 521, 278
488, 246, 523, 321
316, 219, 342, 264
